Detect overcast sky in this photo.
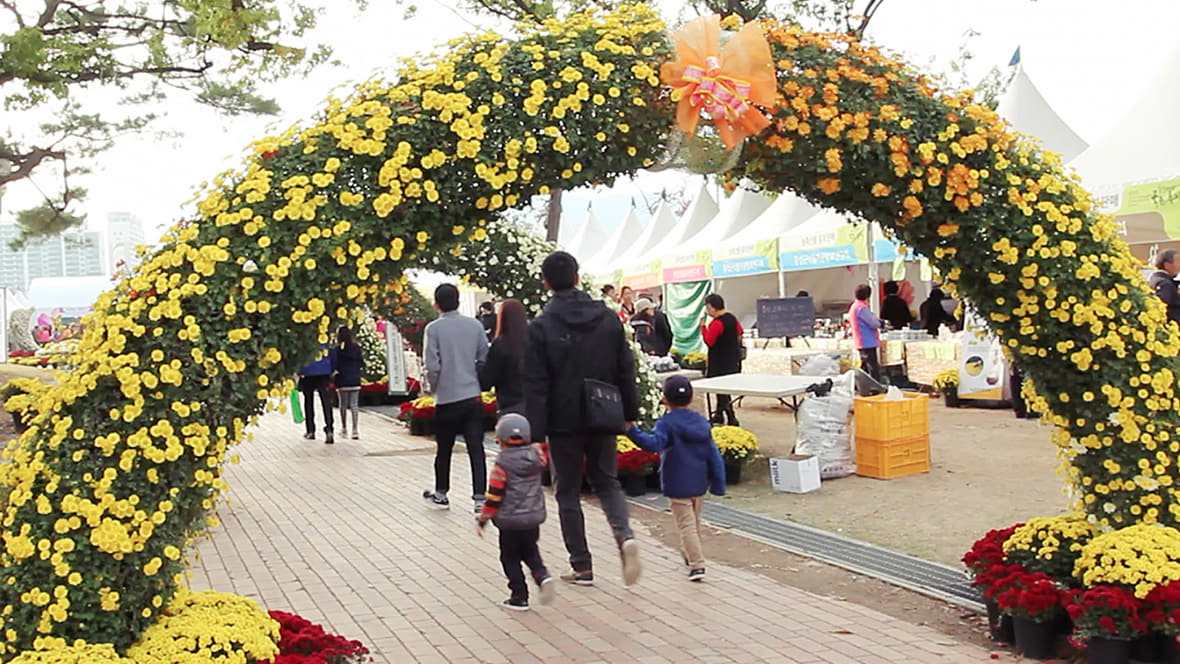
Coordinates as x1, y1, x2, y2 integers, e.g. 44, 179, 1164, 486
4, 0, 1178, 242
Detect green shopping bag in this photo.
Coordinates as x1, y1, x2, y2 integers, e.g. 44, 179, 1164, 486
290, 388, 304, 423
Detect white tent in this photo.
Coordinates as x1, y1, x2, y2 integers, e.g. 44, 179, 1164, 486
1070, 44, 1180, 188
1067, 45, 1180, 257
666, 187, 773, 259
561, 208, 608, 266
640, 181, 719, 263
712, 192, 821, 317
613, 199, 678, 268
716, 191, 819, 250
583, 205, 642, 275
995, 67, 1088, 163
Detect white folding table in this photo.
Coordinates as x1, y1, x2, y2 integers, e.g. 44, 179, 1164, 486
691, 373, 824, 420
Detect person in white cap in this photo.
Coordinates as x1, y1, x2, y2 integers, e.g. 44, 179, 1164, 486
629, 297, 660, 355
476, 413, 556, 611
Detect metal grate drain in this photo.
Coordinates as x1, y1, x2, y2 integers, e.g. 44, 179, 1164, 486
362, 407, 980, 611
629, 493, 981, 610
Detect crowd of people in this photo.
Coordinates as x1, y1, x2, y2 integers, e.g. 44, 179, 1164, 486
294, 251, 738, 611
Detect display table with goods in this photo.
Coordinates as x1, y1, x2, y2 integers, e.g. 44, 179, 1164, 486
692, 373, 821, 418
903, 338, 961, 386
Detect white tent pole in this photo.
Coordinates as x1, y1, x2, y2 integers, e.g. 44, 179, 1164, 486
866, 223, 879, 316
777, 269, 786, 298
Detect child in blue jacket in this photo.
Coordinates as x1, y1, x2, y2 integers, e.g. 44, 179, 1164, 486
627, 375, 726, 581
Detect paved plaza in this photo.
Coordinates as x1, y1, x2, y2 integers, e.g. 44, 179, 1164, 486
190, 410, 1012, 663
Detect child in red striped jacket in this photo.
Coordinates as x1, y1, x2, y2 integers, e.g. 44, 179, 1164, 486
476, 413, 556, 611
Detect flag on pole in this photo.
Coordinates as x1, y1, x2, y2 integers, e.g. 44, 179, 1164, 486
1008, 47, 1021, 67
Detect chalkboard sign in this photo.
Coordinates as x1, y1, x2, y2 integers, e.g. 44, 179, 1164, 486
756, 297, 816, 338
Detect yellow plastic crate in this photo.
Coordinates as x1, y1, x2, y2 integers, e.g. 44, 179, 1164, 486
853, 393, 929, 442
855, 434, 930, 479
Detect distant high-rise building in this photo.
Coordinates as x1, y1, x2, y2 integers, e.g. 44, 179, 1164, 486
107, 212, 145, 274
0, 226, 105, 292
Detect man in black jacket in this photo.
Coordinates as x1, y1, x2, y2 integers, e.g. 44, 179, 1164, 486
525, 251, 642, 587
1149, 249, 1180, 328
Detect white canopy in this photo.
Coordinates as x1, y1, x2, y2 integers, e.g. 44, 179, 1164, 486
667, 186, 772, 258
715, 191, 820, 250
562, 209, 608, 265
613, 199, 678, 268
641, 181, 719, 262
995, 67, 1087, 163
1070, 44, 1180, 188
27, 276, 111, 309
583, 205, 642, 273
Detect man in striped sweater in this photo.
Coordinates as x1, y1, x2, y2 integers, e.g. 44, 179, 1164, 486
476, 414, 556, 611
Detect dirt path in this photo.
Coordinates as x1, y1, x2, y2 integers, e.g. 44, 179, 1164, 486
689, 392, 1068, 566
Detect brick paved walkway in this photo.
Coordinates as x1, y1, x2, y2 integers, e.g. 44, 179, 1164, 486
191, 410, 1011, 663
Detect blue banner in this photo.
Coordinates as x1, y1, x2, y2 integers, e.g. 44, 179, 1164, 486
713, 255, 773, 277
873, 239, 901, 263
779, 245, 859, 271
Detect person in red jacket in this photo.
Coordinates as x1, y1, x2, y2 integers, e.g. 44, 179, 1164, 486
701, 293, 743, 426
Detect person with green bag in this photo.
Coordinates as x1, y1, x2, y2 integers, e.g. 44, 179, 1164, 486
298, 345, 335, 444
290, 387, 304, 423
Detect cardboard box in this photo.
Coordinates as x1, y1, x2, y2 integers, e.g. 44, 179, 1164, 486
770, 455, 821, 494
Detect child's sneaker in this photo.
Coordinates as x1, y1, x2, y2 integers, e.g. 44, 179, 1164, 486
620, 538, 642, 586
537, 575, 556, 605
688, 567, 706, 582
501, 597, 529, 611
351, 432, 359, 440
422, 490, 449, 510
559, 570, 594, 586
303, 432, 315, 440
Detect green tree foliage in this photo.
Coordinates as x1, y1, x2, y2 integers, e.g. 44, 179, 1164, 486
0, 0, 358, 246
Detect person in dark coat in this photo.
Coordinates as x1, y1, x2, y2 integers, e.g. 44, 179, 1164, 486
629, 298, 662, 355
478, 301, 498, 342
332, 325, 364, 440
919, 288, 956, 337
880, 281, 914, 330
652, 301, 674, 356
298, 345, 335, 443
701, 293, 743, 426
480, 299, 528, 414
524, 251, 642, 587
1149, 249, 1180, 327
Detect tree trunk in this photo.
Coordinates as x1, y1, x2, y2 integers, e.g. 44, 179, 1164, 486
546, 188, 563, 243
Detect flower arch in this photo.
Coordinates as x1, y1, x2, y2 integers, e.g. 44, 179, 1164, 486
0, 3, 1174, 656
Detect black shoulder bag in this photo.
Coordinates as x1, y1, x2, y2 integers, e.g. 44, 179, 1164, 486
560, 324, 625, 434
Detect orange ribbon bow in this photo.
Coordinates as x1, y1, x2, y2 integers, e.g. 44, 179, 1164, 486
661, 16, 777, 150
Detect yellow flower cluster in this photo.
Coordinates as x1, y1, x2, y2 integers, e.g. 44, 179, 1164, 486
617, 435, 640, 453
931, 368, 959, 392
8, 643, 132, 664
1002, 514, 1095, 578
712, 426, 759, 463
126, 590, 280, 664
1073, 525, 1180, 598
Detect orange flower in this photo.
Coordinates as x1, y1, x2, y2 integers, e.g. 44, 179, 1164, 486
871, 183, 891, 197
824, 148, 843, 172
818, 178, 841, 194
937, 223, 959, 236
902, 195, 923, 218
